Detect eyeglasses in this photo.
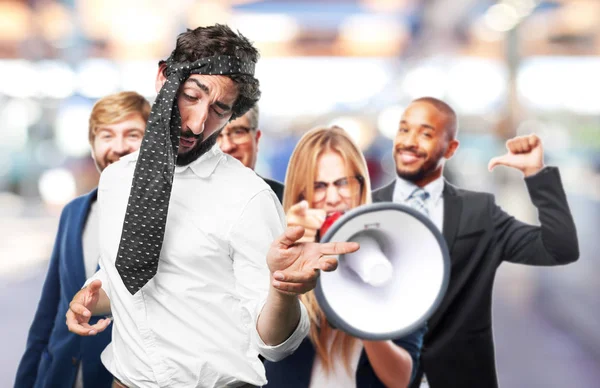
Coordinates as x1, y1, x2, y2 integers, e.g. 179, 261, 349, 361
312, 176, 364, 203
216, 126, 253, 145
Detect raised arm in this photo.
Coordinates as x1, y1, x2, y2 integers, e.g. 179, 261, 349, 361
488, 134, 579, 265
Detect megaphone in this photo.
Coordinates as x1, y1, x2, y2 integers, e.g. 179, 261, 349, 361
314, 202, 450, 340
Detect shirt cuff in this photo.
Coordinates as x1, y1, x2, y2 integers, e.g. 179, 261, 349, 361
252, 298, 310, 362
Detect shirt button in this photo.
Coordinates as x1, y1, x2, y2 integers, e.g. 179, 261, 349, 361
72, 357, 78, 366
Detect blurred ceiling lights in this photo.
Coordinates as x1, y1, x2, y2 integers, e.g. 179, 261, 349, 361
256, 57, 392, 117
360, 0, 418, 13
54, 100, 94, 157
338, 15, 410, 56
483, 0, 538, 32
36, 2, 74, 43
38, 168, 77, 206
0, 1, 31, 41
230, 13, 300, 42
0, 99, 41, 151
76, 59, 120, 98
328, 116, 376, 151
377, 105, 405, 140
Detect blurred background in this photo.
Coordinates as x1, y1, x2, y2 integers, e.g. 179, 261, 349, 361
1, 0, 599, 386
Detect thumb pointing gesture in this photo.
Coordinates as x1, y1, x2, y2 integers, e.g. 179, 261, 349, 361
488, 134, 544, 177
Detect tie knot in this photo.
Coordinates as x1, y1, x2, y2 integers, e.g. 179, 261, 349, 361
409, 188, 429, 202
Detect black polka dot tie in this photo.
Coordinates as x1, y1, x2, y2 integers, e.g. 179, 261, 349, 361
115, 55, 255, 295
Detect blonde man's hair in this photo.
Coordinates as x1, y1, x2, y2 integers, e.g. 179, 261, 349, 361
88, 91, 151, 143
283, 125, 372, 374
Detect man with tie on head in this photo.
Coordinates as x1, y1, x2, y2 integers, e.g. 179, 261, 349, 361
373, 97, 579, 388
62, 24, 359, 388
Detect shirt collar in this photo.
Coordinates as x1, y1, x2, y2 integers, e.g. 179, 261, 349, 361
393, 174, 445, 204
174, 143, 223, 178
121, 143, 223, 179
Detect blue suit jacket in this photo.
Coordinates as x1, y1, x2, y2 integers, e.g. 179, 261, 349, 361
264, 325, 426, 388
15, 189, 113, 388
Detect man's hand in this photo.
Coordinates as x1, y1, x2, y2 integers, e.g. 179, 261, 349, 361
488, 133, 545, 177
267, 225, 360, 295
286, 200, 326, 243
66, 280, 111, 336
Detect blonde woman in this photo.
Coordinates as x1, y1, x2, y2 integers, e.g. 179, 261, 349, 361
264, 126, 426, 388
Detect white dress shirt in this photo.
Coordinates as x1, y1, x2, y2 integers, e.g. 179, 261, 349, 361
392, 175, 445, 232
82, 201, 100, 279
87, 144, 309, 388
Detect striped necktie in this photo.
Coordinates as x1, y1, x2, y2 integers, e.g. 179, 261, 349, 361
407, 187, 430, 217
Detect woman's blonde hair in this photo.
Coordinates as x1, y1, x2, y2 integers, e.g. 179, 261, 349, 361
283, 125, 372, 373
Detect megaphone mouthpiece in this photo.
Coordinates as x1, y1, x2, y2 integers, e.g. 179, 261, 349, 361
343, 234, 393, 287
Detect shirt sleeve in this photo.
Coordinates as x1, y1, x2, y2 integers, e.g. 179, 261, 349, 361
228, 189, 310, 362
495, 166, 579, 265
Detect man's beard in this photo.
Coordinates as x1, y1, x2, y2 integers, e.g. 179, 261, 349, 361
396, 165, 429, 183
395, 147, 445, 183
176, 129, 221, 166
93, 151, 128, 173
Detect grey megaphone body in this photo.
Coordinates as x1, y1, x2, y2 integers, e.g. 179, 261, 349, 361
314, 202, 451, 340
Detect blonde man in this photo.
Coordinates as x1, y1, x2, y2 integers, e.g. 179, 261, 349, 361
16, 91, 150, 388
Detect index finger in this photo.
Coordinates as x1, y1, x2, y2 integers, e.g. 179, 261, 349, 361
288, 200, 308, 217
86, 279, 103, 293
318, 241, 360, 256
69, 302, 91, 318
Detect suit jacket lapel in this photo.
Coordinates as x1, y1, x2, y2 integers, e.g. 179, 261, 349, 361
372, 181, 395, 202
442, 182, 462, 254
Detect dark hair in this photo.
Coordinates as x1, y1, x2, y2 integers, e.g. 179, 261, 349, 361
162, 24, 261, 120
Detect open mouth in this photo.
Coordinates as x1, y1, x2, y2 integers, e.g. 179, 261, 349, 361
180, 137, 197, 148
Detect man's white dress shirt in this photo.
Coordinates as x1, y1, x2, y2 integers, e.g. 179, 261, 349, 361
87, 144, 309, 388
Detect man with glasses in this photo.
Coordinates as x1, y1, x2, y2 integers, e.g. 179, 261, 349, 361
217, 104, 284, 202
